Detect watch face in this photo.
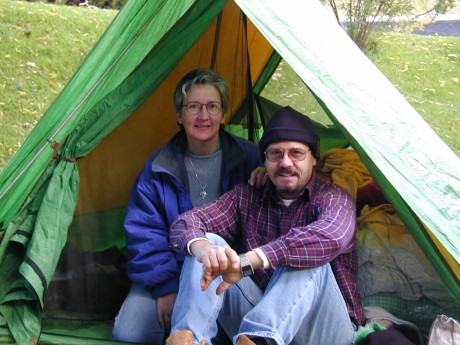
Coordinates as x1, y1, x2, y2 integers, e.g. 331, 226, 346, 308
242, 265, 253, 277
240, 254, 254, 277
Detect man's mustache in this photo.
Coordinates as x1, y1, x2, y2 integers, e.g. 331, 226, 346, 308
275, 168, 299, 177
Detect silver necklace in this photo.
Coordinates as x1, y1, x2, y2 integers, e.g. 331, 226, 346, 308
187, 154, 219, 199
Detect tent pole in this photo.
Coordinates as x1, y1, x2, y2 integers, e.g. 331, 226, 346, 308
210, 12, 223, 70
242, 13, 255, 142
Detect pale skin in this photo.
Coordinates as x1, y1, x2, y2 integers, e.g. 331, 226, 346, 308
265, 141, 316, 200
189, 141, 316, 295
190, 241, 263, 295
176, 84, 224, 155
158, 84, 267, 329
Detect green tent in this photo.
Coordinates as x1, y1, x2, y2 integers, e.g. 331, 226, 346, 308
0, 0, 458, 344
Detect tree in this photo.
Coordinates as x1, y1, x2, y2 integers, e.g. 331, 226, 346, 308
324, 0, 456, 49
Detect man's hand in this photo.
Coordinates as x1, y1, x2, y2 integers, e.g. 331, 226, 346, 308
190, 240, 240, 294
157, 292, 177, 330
214, 262, 243, 295
248, 166, 268, 189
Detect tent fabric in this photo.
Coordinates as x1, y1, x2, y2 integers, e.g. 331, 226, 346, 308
235, 0, 459, 292
0, 0, 230, 343
0, 0, 458, 344
0, 0, 226, 227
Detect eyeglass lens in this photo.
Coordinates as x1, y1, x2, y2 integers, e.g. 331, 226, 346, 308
184, 102, 222, 115
265, 148, 308, 162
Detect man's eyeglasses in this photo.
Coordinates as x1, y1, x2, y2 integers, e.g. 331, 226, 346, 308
264, 148, 310, 162
182, 102, 222, 116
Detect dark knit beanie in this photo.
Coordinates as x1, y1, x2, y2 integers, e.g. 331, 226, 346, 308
259, 106, 320, 160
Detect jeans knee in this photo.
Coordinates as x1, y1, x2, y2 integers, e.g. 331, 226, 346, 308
205, 233, 228, 246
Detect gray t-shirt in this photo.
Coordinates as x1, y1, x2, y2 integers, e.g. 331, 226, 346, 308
185, 150, 223, 207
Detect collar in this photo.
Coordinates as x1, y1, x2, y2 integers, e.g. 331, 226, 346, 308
152, 128, 247, 187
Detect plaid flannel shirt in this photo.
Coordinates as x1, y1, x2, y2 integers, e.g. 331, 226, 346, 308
170, 171, 364, 325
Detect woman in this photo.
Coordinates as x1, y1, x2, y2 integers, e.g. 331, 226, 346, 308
112, 69, 264, 344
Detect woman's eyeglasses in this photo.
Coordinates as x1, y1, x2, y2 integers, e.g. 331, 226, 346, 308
182, 102, 222, 116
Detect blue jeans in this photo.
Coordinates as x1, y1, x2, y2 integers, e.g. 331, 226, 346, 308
171, 234, 355, 345
111, 260, 230, 344
112, 282, 165, 344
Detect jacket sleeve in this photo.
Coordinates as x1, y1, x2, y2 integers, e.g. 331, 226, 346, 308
125, 160, 189, 298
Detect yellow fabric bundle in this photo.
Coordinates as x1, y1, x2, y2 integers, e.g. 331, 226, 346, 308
318, 148, 373, 200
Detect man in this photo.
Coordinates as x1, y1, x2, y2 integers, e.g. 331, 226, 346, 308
167, 106, 364, 345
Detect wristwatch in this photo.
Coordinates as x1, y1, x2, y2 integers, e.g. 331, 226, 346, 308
239, 254, 254, 277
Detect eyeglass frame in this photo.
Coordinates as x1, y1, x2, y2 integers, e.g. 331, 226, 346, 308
264, 147, 311, 162
181, 101, 223, 116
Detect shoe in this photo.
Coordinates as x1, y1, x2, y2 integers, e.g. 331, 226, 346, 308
165, 330, 210, 345
236, 334, 268, 345
166, 330, 194, 345
236, 334, 256, 345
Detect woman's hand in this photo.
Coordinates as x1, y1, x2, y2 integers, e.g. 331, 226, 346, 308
248, 166, 268, 189
157, 292, 177, 330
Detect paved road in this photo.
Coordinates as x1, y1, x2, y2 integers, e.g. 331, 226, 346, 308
412, 19, 460, 36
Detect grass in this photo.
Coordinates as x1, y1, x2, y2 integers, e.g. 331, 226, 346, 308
0, 1, 459, 171
0, 0, 116, 168
369, 33, 460, 146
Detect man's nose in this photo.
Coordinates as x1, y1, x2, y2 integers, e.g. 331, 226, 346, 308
279, 153, 294, 167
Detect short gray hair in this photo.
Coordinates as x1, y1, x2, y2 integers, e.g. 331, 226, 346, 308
173, 69, 230, 113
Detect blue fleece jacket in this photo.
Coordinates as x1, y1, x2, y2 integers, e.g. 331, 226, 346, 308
125, 129, 262, 298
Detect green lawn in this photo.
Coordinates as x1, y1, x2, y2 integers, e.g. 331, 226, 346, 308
0, 0, 116, 168
0, 0, 459, 170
